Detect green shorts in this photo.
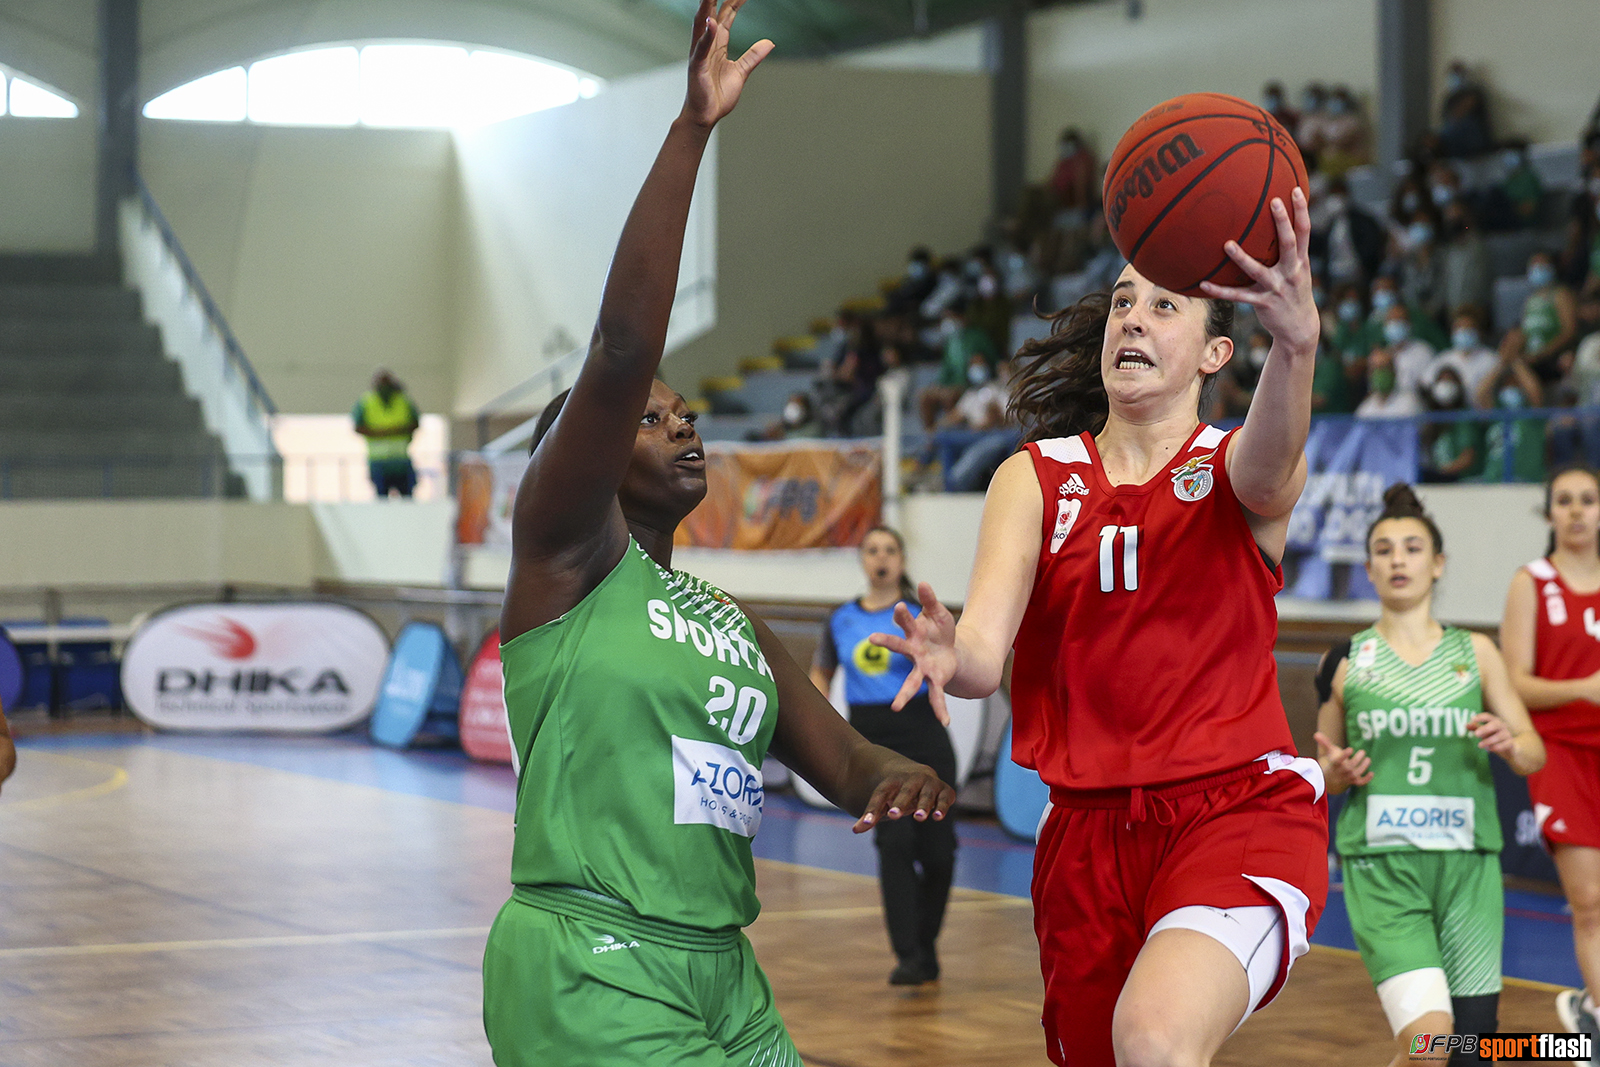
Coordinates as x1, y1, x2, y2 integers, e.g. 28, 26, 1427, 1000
482, 885, 799, 1067
1342, 850, 1503, 996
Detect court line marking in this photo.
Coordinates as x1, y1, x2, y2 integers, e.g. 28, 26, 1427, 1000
0, 752, 128, 813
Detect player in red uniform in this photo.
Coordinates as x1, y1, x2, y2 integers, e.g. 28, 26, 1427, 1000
874, 189, 1326, 1067
1500, 464, 1600, 1057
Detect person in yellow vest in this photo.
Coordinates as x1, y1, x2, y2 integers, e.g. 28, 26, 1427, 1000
352, 369, 421, 498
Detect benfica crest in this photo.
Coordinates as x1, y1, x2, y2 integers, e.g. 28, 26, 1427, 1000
1169, 450, 1217, 502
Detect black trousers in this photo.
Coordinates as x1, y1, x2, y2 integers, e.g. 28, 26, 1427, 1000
849, 693, 958, 966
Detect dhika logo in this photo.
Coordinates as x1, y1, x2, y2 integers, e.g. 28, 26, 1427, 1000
592, 934, 641, 955
158, 614, 350, 696
1107, 131, 1206, 233
179, 617, 258, 659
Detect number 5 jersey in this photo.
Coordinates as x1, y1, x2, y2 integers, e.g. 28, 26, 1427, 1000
1012, 425, 1295, 790
500, 538, 781, 931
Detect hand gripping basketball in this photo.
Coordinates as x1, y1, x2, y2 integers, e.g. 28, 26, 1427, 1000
868, 582, 957, 726
1199, 186, 1319, 356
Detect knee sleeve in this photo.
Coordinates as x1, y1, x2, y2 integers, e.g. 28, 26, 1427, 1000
1449, 992, 1498, 1040
1375, 968, 1452, 1037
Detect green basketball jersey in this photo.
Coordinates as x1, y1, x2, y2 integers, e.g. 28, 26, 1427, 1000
500, 538, 781, 931
1337, 626, 1502, 856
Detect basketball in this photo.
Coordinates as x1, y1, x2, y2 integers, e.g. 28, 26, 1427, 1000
1102, 92, 1307, 296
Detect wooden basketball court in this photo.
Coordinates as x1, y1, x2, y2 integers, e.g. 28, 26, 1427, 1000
0, 735, 1568, 1066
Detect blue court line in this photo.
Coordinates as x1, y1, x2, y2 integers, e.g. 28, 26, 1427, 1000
17, 733, 1584, 987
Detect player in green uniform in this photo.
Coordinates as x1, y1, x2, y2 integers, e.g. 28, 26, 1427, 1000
480, 4, 956, 1064
1315, 484, 1544, 1066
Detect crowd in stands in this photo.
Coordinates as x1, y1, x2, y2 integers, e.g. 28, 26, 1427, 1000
707, 62, 1600, 493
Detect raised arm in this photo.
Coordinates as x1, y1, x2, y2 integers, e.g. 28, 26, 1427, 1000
870, 450, 1042, 722
1500, 568, 1600, 708
1200, 188, 1319, 561
502, 1, 771, 634
1470, 631, 1546, 777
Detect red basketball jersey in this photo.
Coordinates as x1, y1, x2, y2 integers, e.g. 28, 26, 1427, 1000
1525, 557, 1600, 747
1011, 424, 1294, 790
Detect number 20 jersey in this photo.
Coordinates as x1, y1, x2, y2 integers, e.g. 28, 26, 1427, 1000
1011, 425, 1294, 791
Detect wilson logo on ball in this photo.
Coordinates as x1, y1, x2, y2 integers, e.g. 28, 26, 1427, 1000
1106, 132, 1205, 232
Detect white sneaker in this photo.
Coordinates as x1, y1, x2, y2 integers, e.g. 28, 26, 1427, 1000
1555, 989, 1600, 1065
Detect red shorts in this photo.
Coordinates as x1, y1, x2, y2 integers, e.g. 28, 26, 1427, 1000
1032, 753, 1329, 1067
1530, 739, 1600, 850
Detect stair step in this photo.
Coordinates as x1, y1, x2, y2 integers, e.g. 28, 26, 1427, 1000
0, 319, 164, 351
0, 285, 142, 319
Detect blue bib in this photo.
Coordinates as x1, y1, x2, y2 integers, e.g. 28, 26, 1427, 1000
828, 600, 928, 707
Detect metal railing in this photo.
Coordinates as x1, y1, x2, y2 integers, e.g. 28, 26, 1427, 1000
130, 172, 277, 422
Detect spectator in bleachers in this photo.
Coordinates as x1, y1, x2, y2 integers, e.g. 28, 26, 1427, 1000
918, 299, 996, 431
1380, 302, 1436, 397
1078, 210, 1127, 292
938, 358, 1020, 492
1365, 275, 1449, 352
1050, 128, 1097, 219
1394, 207, 1446, 324
997, 219, 1042, 303
1428, 161, 1465, 213
1436, 60, 1493, 159
1474, 350, 1547, 481
1560, 161, 1600, 289
758, 392, 824, 441
1220, 328, 1272, 419
826, 316, 887, 436
1387, 170, 1439, 233
1317, 85, 1371, 177
966, 249, 1012, 356
1311, 339, 1355, 414
887, 247, 937, 316
1437, 199, 1493, 317
1262, 81, 1299, 140
1420, 365, 1485, 482
1568, 288, 1600, 412
1484, 141, 1543, 230
1296, 82, 1330, 164
1428, 306, 1499, 408
1355, 346, 1421, 418
1500, 251, 1578, 386
919, 259, 967, 322
1313, 177, 1386, 290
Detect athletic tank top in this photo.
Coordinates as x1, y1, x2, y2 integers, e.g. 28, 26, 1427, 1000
1525, 557, 1600, 747
822, 600, 926, 706
1522, 289, 1560, 354
501, 538, 780, 930
1336, 626, 1500, 855
1010, 425, 1294, 790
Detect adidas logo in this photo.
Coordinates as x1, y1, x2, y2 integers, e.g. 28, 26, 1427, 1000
1061, 473, 1089, 497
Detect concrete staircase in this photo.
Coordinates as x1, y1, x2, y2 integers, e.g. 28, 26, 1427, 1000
0, 279, 244, 499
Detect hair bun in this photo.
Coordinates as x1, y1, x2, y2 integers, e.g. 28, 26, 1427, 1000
1381, 482, 1426, 517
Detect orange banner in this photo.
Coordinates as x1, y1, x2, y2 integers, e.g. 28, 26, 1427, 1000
675, 442, 882, 550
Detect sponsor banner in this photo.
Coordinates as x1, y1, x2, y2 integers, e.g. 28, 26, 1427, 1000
459, 627, 514, 764
122, 603, 389, 733
1364, 794, 1475, 851
675, 440, 881, 550
1284, 418, 1418, 600
672, 734, 763, 837
371, 621, 465, 749
0, 628, 22, 712
1414, 1032, 1593, 1061
455, 452, 531, 548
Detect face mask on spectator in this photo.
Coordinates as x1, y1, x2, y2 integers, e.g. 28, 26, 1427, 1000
965, 261, 984, 280
1447, 72, 1466, 92
907, 261, 927, 281
1529, 263, 1556, 288
1249, 345, 1270, 368
1383, 319, 1411, 345
1265, 92, 1282, 111
939, 318, 960, 340
967, 362, 991, 386
1371, 288, 1397, 312
1400, 191, 1420, 214
1406, 222, 1434, 248
1431, 183, 1455, 207
1327, 97, 1348, 116
976, 275, 998, 299
1452, 327, 1480, 350
1432, 378, 1462, 407
783, 401, 806, 426
1337, 299, 1361, 322
1371, 366, 1396, 394
1498, 385, 1526, 409
1502, 149, 1523, 171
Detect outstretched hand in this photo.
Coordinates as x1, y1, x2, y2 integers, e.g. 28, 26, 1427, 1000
851, 757, 956, 834
683, 0, 773, 129
869, 582, 958, 725
1199, 187, 1318, 355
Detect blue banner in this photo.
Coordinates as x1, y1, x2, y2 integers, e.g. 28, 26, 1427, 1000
1285, 419, 1419, 600
0, 628, 22, 713
371, 622, 464, 749
994, 721, 1052, 841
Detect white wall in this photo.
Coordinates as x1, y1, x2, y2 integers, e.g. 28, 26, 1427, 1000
1026, 0, 1377, 180
1432, 0, 1600, 144
663, 61, 993, 396
0, 115, 97, 252
139, 121, 459, 415
835, 25, 986, 74
450, 64, 717, 417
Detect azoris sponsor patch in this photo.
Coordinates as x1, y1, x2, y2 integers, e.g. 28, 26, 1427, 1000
1366, 794, 1475, 850
672, 735, 763, 838
121, 603, 389, 732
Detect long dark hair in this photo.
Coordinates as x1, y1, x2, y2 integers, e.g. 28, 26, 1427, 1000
863, 524, 917, 601
1543, 462, 1600, 557
1366, 483, 1443, 556
1007, 289, 1234, 443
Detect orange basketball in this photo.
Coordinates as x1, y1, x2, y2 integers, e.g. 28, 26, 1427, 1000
1102, 92, 1307, 297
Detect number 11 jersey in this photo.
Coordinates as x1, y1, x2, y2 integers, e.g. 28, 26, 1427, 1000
1011, 424, 1294, 790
